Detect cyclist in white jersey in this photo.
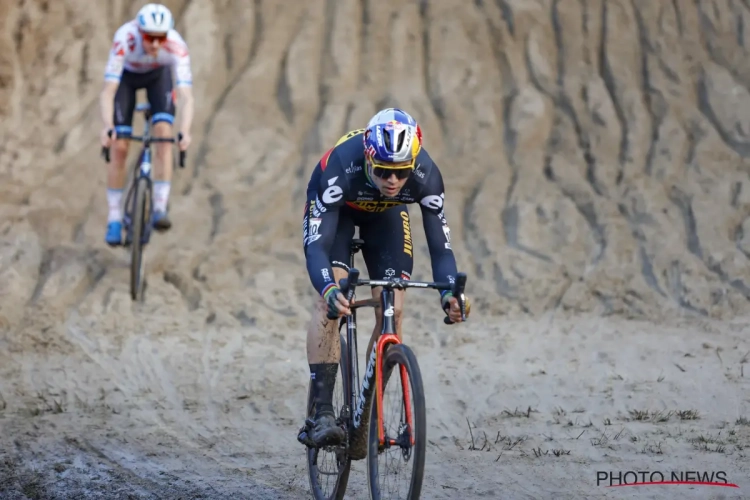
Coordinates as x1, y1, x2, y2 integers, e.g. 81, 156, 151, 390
98, 3, 194, 246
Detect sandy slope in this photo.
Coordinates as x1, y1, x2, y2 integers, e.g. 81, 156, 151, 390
2, 313, 749, 499
2, 0, 750, 498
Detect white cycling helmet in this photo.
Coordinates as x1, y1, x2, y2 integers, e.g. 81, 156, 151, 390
136, 3, 174, 34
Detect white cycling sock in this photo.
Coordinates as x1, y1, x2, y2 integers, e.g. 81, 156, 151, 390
153, 181, 171, 213
107, 188, 123, 223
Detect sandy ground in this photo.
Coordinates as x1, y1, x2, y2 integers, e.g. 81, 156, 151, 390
4, 0, 750, 498
2, 308, 749, 499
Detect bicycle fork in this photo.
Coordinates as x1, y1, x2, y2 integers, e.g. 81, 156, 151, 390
349, 289, 415, 449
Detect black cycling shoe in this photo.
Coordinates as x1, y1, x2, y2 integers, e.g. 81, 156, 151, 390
152, 210, 172, 231
297, 412, 345, 448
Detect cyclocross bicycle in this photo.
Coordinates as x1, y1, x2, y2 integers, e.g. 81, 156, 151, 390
301, 238, 468, 500
101, 102, 186, 301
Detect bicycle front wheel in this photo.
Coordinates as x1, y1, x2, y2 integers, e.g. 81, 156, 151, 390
366, 343, 426, 499
130, 177, 149, 301
306, 331, 351, 500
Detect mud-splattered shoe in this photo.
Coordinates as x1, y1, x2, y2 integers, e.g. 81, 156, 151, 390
298, 412, 345, 448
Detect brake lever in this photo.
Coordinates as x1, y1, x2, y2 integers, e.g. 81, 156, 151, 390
177, 132, 186, 168
342, 268, 360, 303
101, 129, 113, 163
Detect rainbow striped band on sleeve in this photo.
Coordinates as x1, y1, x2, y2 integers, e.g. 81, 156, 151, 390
322, 283, 338, 300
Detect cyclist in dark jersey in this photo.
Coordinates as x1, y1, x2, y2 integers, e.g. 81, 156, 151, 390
299, 108, 472, 448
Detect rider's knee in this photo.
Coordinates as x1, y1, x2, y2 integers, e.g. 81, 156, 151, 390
152, 121, 172, 159
393, 305, 403, 325
390, 305, 404, 330
152, 118, 173, 134
113, 140, 129, 161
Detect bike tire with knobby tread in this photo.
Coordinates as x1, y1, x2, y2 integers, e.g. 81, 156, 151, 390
130, 177, 149, 301
306, 332, 352, 500
366, 343, 426, 500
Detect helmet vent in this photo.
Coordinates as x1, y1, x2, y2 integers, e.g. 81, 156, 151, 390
397, 130, 405, 151
384, 129, 406, 153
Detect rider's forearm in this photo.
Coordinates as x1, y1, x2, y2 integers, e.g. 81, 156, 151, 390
421, 209, 459, 296
432, 254, 459, 299
306, 249, 337, 298
303, 204, 340, 297
178, 87, 194, 135
99, 84, 117, 128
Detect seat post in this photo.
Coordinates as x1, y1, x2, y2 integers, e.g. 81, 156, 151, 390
350, 238, 365, 268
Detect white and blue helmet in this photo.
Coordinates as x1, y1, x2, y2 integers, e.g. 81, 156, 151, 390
363, 108, 423, 166
137, 3, 174, 34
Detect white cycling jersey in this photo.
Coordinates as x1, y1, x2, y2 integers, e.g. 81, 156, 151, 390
104, 20, 192, 87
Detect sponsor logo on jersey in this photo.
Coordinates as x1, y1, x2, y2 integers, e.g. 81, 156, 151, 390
112, 41, 126, 56
302, 202, 310, 243
304, 218, 322, 246
311, 195, 327, 217
346, 200, 404, 213
127, 32, 136, 52
402, 211, 413, 257
442, 225, 452, 250
322, 176, 343, 204
345, 162, 363, 174
420, 192, 444, 211
437, 208, 447, 225
303, 199, 324, 246
356, 190, 377, 201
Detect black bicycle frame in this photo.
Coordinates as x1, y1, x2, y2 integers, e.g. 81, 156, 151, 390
342, 250, 367, 433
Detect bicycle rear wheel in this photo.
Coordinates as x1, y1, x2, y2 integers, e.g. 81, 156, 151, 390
366, 343, 426, 499
130, 177, 150, 301
306, 331, 352, 500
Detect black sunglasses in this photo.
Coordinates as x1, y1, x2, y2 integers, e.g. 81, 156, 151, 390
372, 167, 412, 180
